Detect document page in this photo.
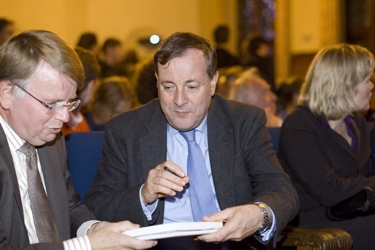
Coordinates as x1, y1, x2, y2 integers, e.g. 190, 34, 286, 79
122, 221, 224, 240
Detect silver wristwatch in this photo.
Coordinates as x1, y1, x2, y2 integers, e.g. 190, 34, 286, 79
253, 202, 271, 234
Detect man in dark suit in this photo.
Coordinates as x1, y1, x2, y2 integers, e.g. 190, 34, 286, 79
0, 30, 156, 249
213, 25, 240, 69
85, 32, 298, 249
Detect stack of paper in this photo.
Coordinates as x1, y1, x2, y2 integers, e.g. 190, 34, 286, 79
122, 221, 223, 240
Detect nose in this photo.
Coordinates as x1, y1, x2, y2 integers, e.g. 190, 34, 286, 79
54, 106, 70, 123
173, 89, 188, 107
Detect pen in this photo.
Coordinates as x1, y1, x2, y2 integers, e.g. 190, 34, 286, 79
164, 166, 187, 189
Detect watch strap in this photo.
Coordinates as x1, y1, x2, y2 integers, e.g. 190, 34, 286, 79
253, 202, 271, 234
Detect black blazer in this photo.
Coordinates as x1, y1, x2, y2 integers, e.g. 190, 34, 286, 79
85, 94, 299, 245
0, 126, 96, 249
278, 106, 375, 226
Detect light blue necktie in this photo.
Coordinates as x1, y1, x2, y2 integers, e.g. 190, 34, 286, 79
180, 130, 218, 221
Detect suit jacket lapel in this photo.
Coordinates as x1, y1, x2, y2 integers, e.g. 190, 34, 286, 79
207, 97, 236, 209
352, 121, 362, 158
0, 125, 25, 219
139, 104, 168, 181
324, 122, 358, 160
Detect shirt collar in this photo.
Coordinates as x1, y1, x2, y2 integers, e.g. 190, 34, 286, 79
167, 115, 208, 135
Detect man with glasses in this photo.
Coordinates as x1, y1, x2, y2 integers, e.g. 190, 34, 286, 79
0, 30, 157, 249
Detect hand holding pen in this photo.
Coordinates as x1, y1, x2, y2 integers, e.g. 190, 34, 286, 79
141, 161, 190, 205
164, 166, 188, 190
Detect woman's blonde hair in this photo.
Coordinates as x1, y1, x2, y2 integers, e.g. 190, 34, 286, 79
299, 44, 374, 119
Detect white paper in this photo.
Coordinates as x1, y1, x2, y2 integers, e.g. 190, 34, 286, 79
122, 221, 223, 240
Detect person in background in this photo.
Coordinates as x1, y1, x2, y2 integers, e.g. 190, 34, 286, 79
215, 65, 244, 99
0, 30, 156, 249
76, 32, 100, 56
229, 72, 282, 127
242, 35, 275, 90
62, 47, 101, 136
99, 38, 125, 78
213, 24, 240, 69
0, 17, 15, 46
133, 55, 158, 105
85, 75, 136, 131
275, 75, 303, 119
85, 32, 298, 249
278, 44, 375, 250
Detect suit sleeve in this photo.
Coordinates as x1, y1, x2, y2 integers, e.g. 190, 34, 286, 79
84, 123, 162, 226
240, 108, 299, 245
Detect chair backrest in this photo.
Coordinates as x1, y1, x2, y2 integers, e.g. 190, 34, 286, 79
267, 127, 280, 151
65, 131, 105, 202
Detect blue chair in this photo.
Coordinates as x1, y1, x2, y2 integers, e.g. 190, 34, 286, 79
65, 131, 105, 202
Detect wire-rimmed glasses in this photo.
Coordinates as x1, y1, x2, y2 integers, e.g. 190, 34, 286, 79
15, 84, 80, 115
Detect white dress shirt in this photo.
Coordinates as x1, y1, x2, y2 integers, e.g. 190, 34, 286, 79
0, 116, 93, 249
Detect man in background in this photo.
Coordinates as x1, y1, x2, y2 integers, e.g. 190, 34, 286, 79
229, 72, 283, 127
213, 24, 240, 69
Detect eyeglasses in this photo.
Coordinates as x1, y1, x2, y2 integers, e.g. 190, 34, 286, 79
14, 84, 81, 115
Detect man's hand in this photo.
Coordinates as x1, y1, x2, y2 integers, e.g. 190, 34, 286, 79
88, 221, 157, 249
197, 204, 266, 242
141, 160, 190, 204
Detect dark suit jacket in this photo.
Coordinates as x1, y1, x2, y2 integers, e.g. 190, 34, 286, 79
215, 47, 240, 69
0, 126, 96, 249
85, 94, 298, 245
278, 106, 375, 226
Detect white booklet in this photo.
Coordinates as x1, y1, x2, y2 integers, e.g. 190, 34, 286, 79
122, 221, 224, 240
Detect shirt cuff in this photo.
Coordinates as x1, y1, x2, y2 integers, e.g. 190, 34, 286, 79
77, 220, 100, 236
63, 235, 91, 250
139, 184, 158, 220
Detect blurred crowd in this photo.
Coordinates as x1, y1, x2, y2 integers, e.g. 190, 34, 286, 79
65, 24, 305, 134
0, 18, 311, 134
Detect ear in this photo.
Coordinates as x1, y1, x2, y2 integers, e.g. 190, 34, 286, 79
154, 71, 159, 82
0, 81, 14, 110
155, 72, 160, 90
210, 71, 219, 96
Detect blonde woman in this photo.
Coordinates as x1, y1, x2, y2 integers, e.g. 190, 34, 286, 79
278, 44, 375, 250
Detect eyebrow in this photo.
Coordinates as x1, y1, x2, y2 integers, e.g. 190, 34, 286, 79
161, 79, 200, 84
45, 96, 78, 104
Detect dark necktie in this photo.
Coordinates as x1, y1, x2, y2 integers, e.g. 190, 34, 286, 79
18, 142, 60, 243
180, 130, 217, 221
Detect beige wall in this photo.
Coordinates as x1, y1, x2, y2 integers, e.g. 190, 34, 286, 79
275, 0, 343, 79
290, 0, 321, 54
0, 0, 237, 53
3, 0, 343, 80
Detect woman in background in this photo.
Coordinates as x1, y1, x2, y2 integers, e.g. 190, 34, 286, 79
85, 76, 137, 130
278, 44, 375, 250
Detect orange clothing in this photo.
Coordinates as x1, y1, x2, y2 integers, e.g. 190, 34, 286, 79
62, 117, 90, 136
